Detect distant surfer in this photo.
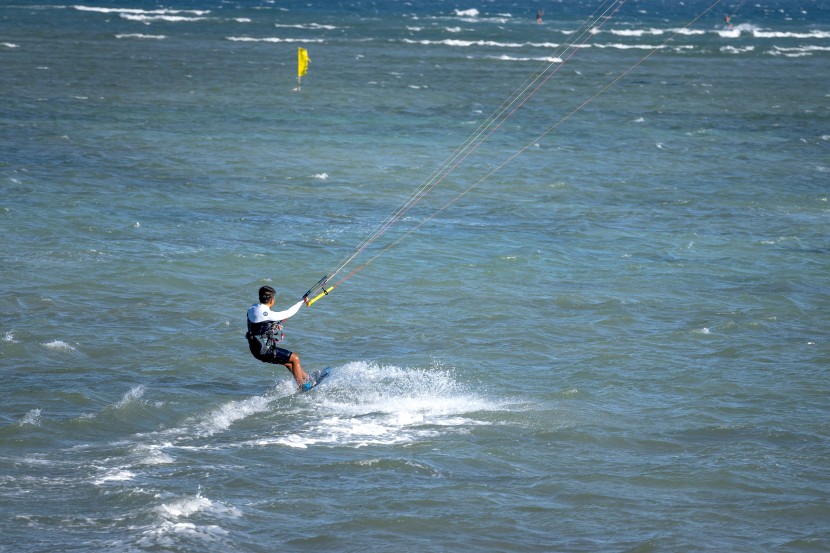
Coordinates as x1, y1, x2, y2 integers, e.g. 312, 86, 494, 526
724, 14, 733, 29
536, 9, 544, 24
246, 285, 312, 389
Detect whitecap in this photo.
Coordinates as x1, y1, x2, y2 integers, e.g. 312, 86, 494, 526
139, 521, 228, 547
3, 42, 19, 48
114, 385, 145, 409
253, 361, 503, 450
156, 493, 242, 524
115, 33, 167, 40
73, 6, 210, 16
43, 340, 76, 351
754, 29, 830, 39
274, 23, 337, 30
313, 172, 329, 180
454, 9, 479, 18
594, 43, 666, 50
721, 45, 755, 54
488, 55, 562, 63
193, 394, 272, 437
609, 28, 665, 37
132, 443, 175, 465
94, 469, 135, 484
159, 494, 214, 519
20, 408, 42, 426
119, 14, 207, 23
402, 38, 524, 48
226, 36, 324, 44
717, 28, 741, 39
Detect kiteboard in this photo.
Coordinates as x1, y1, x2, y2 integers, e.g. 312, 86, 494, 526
301, 367, 331, 392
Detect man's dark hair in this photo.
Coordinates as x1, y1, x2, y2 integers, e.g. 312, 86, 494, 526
259, 286, 276, 304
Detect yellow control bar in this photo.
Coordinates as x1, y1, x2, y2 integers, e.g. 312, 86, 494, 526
305, 286, 333, 307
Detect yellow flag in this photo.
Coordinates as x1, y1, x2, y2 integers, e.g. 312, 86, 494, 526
297, 47, 309, 78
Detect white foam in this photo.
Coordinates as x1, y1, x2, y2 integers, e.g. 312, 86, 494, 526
119, 14, 206, 23
721, 45, 755, 54
313, 172, 329, 180
193, 394, 273, 437
20, 408, 42, 426
488, 55, 562, 63
594, 43, 666, 50
754, 29, 830, 39
94, 469, 135, 484
454, 9, 479, 18
255, 361, 502, 449
115, 33, 167, 40
3, 42, 19, 48
403, 38, 525, 48
226, 36, 324, 44
717, 28, 742, 39
114, 385, 145, 409
139, 521, 228, 547
74, 6, 210, 16
274, 23, 337, 30
769, 45, 830, 57
159, 494, 214, 518
4, 330, 20, 343
609, 28, 665, 37
43, 340, 76, 351
132, 443, 175, 465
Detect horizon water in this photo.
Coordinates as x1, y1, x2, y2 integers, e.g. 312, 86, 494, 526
2, 1, 829, 551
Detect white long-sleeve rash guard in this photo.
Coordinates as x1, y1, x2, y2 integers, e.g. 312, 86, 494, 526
247, 299, 304, 325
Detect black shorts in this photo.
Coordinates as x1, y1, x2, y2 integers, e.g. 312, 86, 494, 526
247, 336, 293, 365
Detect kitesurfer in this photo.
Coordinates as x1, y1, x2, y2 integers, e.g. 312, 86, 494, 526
246, 285, 311, 388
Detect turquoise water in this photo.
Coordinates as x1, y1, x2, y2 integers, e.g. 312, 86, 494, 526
2, 1, 829, 551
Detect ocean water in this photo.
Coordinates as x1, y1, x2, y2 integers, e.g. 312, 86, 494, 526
2, 0, 829, 551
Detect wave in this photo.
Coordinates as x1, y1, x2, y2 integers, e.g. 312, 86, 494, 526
593, 43, 669, 50
609, 28, 666, 37
20, 408, 42, 426
73, 6, 210, 16
250, 361, 504, 449
114, 385, 145, 409
119, 14, 207, 23
42, 339, 76, 351
721, 45, 756, 54
403, 38, 524, 48
754, 29, 830, 39
115, 33, 166, 40
136, 493, 240, 549
226, 36, 325, 44
487, 54, 563, 63
769, 45, 830, 57
274, 23, 337, 30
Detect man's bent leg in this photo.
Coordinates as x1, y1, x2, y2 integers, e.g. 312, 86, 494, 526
284, 352, 309, 387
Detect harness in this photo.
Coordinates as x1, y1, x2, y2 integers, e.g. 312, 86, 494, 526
246, 319, 284, 356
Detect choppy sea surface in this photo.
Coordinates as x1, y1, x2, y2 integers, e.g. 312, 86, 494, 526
2, 1, 829, 551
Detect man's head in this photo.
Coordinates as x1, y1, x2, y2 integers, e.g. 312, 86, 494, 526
259, 286, 276, 305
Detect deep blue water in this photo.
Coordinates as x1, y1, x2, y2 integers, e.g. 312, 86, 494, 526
2, 1, 829, 551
